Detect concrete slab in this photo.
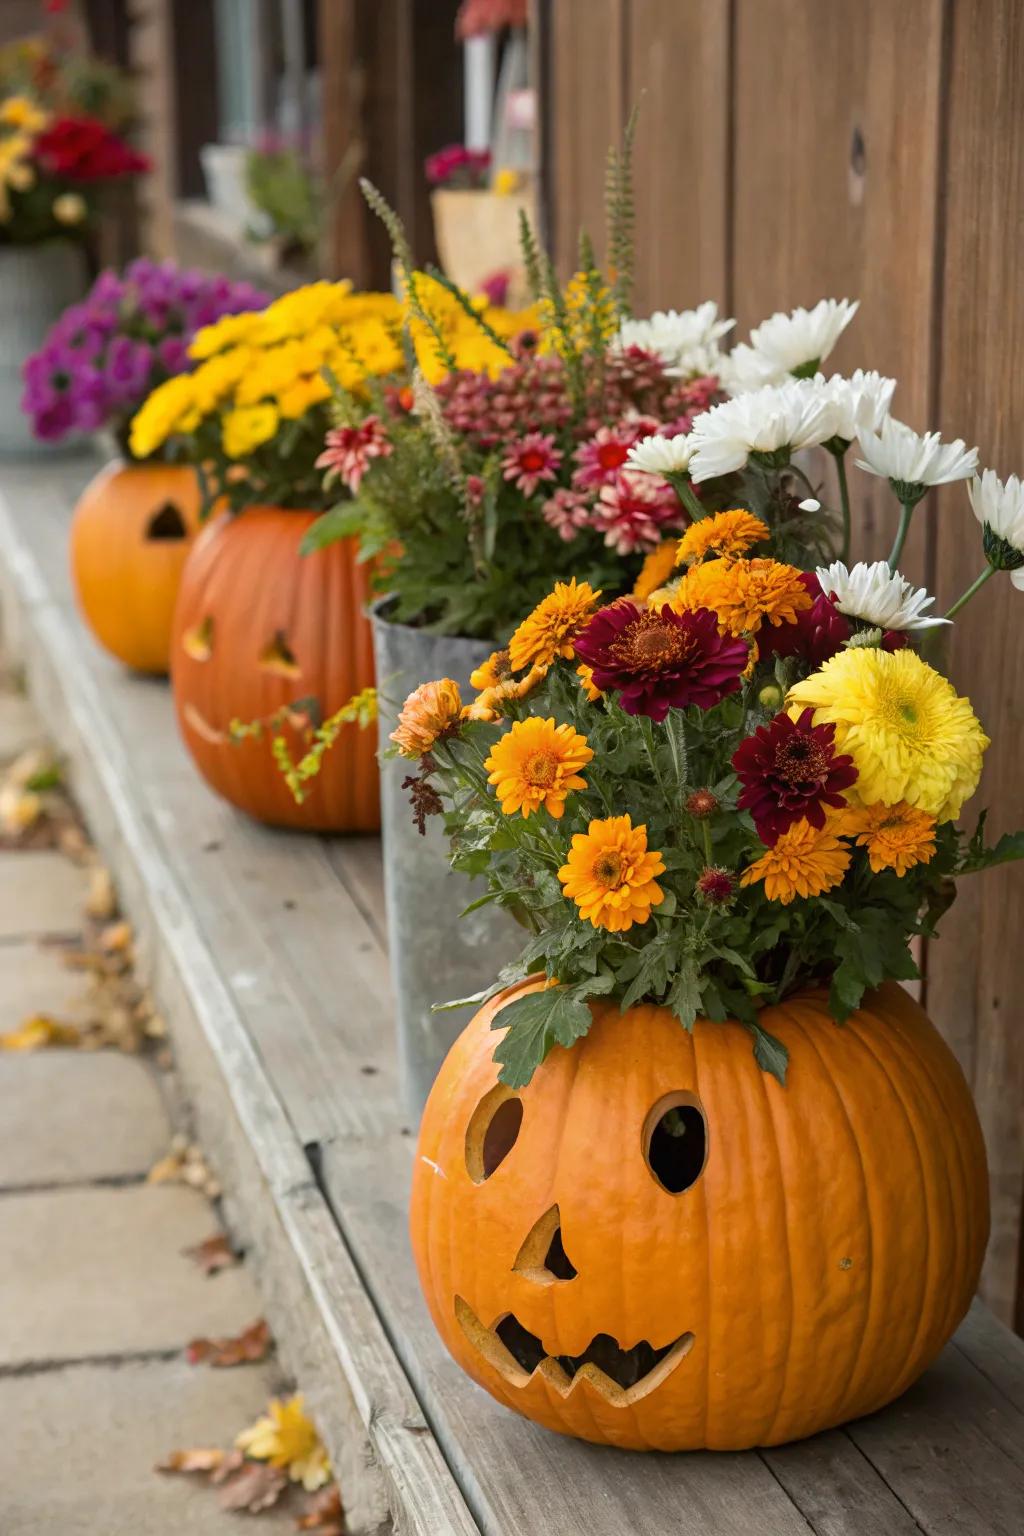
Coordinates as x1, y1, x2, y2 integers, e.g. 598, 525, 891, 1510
0, 1052, 169, 1188
0, 1185, 263, 1365
0, 693, 43, 761
0, 850, 88, 938
0, 1357, 298, 1534
0, 937, 88, 1020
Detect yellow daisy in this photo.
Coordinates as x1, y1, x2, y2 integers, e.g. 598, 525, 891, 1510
222, 403, 279, 458
787, 647, 988, 823
674, 556, 811, 636
484, 717, 593, 819
508, 578, 601, 671
633, 541, 679, 602
739, 818, 851, 905
845, 800, 937, 875
558, 815, 666, 931
390, 678, 462, 758
676, 509, 769, 567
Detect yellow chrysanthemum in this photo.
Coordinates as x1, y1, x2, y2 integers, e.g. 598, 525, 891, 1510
463, 664, 547, 722
787, 647, 989, 823
676, 509, 769, 567
222, 403, 279, 459
236, 1394, 331, 1492
0, 95, 49, 133
740, 819, 851, 905
845, 800, 937, 875
390, 678, 462, 758
188, 309, 264, 361
470, 649, 513, 691
558, 814, 666, 932
633, 541, 680, 602
508, 579, 601, 671
674, 556, 811, 636
577, 662, 602, 701
484, 717, 593, 819
128, 374, 199, 458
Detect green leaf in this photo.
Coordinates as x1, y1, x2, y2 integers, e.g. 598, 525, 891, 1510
959, 828, 1024, 874
618, 939, 673, 1012
750, 1023, 789, 1084
300, 504, 365, 555
666, 962, 701, 1031
491, 975, 614, 1088
432, 978, 509, 1013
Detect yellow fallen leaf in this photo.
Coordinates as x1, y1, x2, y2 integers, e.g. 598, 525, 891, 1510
0, 785, 42, 833
84, 865, 117, 920
147, 1151, 185, 1184
100, 920, 133, 953
0, 1014, 80, 1051
236, 1395, 331, 1491
157, 1447, 227, 1474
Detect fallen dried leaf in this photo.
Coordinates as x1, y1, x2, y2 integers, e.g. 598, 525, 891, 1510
296, 1484, 345, 1532
209, 1449, 245, 1485
157, 1447, 227, 1475
217, 1461, 289, 1513
99, 919, 132, 953
84, 865, 117, 920
0, 1014, 80, 1051
186, 1318, 273, 1369
147, 1151, 186, 1185
183, 1233, 240, 1274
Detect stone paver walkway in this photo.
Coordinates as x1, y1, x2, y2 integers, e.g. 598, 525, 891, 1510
0, 692, 293, 1532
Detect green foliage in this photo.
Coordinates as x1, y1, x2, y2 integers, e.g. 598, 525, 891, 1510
605, 109, 638, 319
245, 149, 321, 259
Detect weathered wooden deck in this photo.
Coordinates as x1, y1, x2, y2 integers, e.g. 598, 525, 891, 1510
2, 454, 1023, 1536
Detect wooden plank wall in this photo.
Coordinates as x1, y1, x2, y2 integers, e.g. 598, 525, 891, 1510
544, 0, 1024, 1331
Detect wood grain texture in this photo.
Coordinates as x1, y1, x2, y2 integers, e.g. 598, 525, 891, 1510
924, 0, 1024, 1331
626, 0, 731, 313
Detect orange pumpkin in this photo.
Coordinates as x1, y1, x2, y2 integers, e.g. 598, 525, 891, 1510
411, 980, 988, 1451
171, 506, 379, 831
70, 460, 201, 674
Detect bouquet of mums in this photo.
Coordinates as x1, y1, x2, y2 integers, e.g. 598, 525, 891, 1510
23, 259, 268, 450
388, 397, 1024, 1085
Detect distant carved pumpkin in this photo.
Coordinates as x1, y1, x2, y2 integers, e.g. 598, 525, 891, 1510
70, 460, 200, 674
411, 979, 988, 1451
171, 507, 379, 831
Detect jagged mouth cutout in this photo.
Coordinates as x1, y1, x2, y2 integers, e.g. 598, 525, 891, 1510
456, 1087, 705, 1405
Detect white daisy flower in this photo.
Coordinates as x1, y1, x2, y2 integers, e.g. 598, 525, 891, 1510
626, 432, 693, 475
687, 378, 836, 483
855, 417, 978, 490
718, 341, 783, 395
816, 559, 949, 632
816, 369, 896, 442
969, 469, 1024, 588
749, 298, 860, 376
615, 302, 735, 378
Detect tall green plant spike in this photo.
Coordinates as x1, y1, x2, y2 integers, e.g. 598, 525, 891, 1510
518, 208, 544, 302
605, 108, 638, 320
424, 265, 515, 358
359, 177, 458, 375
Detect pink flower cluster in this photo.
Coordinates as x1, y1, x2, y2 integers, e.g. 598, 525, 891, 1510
424, 143, 492, 190
315, 416, 392, 494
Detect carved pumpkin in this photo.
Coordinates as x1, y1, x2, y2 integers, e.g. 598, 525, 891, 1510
411, 980, 988, 1451
70, 460, 200, 675
171, 507, 379, 831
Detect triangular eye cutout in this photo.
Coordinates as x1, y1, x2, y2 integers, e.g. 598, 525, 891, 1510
182, 615, 214, 661
513, 1205, 578, 1284
259, 631, 301, 678
145, 501, 188, 540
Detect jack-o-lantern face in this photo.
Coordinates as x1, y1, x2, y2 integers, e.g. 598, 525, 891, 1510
171, 506, 379, 832
410, 979, 989, 1452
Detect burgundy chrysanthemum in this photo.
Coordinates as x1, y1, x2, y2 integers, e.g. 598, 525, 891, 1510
759, 572, 851, 668
574, 602, 748, 722
732, 707, 858, 846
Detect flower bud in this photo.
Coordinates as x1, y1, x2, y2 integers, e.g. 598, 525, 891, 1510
696, 866, 734, 905
757, 683, 783, 710
686, 788, 718, 819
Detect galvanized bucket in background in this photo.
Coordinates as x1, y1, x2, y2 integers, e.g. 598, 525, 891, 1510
371, 599, 519, 1118
0, 241, 88, 456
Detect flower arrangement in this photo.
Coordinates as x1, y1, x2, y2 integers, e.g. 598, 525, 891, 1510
22, 259, 268, 452
0, 87, 148, 244
387, 455, 1024, 1086
129, 277, 529, 516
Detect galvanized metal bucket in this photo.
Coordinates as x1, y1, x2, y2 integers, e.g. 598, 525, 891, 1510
371, 599, 520, 1118
0, 241, 88, 457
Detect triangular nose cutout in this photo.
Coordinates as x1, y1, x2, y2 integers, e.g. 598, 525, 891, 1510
512, 1204, 578, 1284
145, 501, 188, 540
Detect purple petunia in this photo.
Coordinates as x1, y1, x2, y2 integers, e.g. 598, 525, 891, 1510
21, 260, 270, 453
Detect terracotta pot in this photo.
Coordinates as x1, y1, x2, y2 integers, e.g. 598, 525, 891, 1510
171, 507, 379, 831
70, 459, 201, 675
412, 979, 988, 1451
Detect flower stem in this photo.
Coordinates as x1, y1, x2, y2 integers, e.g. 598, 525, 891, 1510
887, 499, 917, 572
834, 449, 852, 562
944, 563, 996, 620
674, 476, 705, 522
702, 820, 713, 865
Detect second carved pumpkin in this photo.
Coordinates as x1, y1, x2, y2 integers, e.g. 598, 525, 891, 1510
171, 507, 379, 831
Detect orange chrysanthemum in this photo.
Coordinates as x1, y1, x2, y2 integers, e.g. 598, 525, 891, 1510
484, 716, 593, 818
633, 541, 679, 602
508, 578, 601, 671
470, 648, 513, 691
676, 509, 769, 567
739, 817, 851, 904
463, 663, 547, 722
558, 814, 666, 931
845, 799, 937, 875
576, 662, 602, 701
390, 677, 462, 758
674, 556, 812, 636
